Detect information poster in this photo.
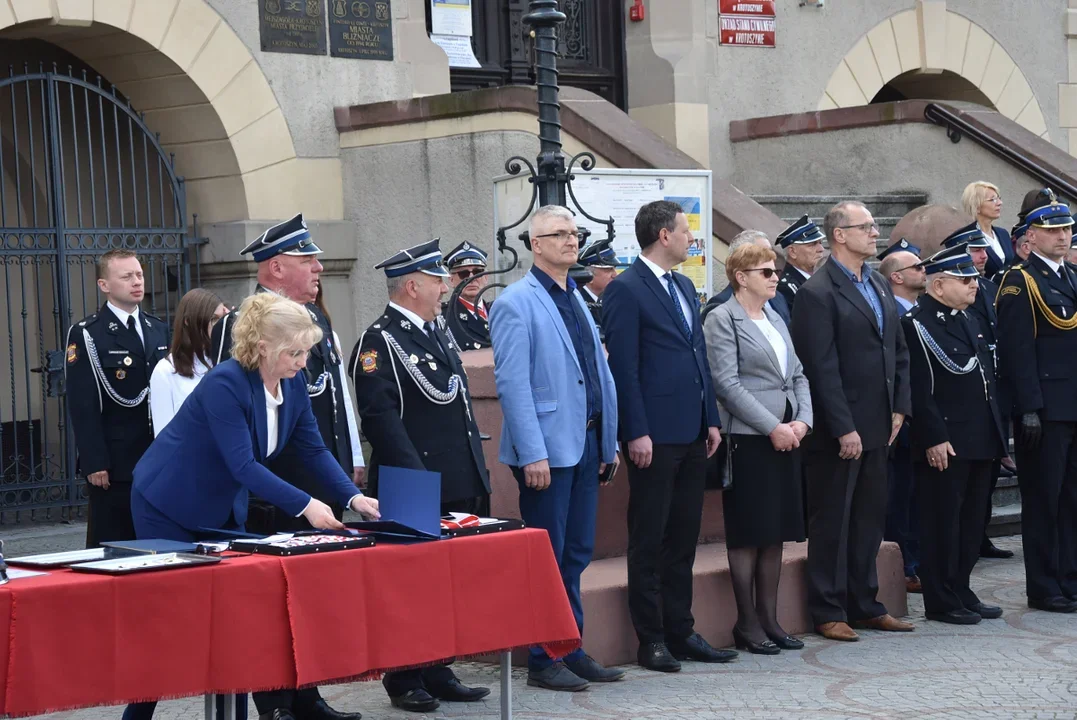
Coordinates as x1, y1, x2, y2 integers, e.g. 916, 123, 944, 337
718, 0, 776, 48
492, 168, 714, 299
430, 0, 481, 67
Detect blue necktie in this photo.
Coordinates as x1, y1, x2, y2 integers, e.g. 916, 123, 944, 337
664, 273, 692, 340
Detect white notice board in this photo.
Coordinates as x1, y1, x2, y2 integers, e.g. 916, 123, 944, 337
492, 168, 714, 301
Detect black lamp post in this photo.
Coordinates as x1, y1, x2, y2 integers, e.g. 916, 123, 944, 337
442, 0, 613, 351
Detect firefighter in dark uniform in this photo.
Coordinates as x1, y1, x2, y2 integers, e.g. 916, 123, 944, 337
996, 188, 1077, 614
992, 220, 1030, 284
441, 241, 492, 350
351, 239, 491, 714
210, 214, 365, 720
65, 249, 170, 548
576, 236, 623, 335
775, 214, 826, 310
942, 223, 1016, 560
902, 243, 1006, 625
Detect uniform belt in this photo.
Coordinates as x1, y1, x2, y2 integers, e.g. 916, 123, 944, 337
586, 414, 602, 430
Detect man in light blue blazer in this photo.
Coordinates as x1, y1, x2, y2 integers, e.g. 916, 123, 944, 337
490, 205, 622, 692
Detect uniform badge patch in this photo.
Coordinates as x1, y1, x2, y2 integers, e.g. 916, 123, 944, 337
66, 343, 78, 364
123, 356, 133, 366
400, 320, 412, 330
115, 369, 126, 380
428, 361, 437, 371
409, 354, 419, 364
360, 349, 378, 373
1000, 286, 1022, 297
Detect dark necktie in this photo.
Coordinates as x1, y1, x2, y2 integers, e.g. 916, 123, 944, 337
663, 273, 692, 340
126, 315, 144, 349
426, 322, 448, 359
1061, 266, 1077, 296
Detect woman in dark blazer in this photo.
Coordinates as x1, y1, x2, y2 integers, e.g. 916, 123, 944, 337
962, 181, 1013, 279
132, 293, 380, 541
704, 243, 812, 655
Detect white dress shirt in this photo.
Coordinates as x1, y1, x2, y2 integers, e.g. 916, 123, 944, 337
639, 254, 694, 324
751, 316, 788, 377
983, 226, 1006, 266
1033, 251, 1063, 275
265, 383, 283, 457
107, 301, 143, 345
334, 330, 365, 469
149, 354, 210, 435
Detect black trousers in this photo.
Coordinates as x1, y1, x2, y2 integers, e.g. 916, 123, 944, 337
915, 458, 994, 614
382, 495, 488, 697
626, 438, 707, 645
884, 433, 919, 578
804, 446, 889, 625
1014, 420, 1077, 600
85, 483, 137, 548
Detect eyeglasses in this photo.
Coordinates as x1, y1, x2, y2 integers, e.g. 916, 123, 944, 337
837, 222, 879, 233
897, 263, 925, 273
941, 275, 976, 285
454, 268, 485, 280
741, 267, 777, 279
533, 230, 580, 242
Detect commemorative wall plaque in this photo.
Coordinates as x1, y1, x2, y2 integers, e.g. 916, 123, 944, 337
328, 0, 394, 60
260, 0, 328, 55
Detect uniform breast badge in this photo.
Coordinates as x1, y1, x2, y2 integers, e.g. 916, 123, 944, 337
359, 349, 378, 373
400, 319, 412, 331
123, 356, 133, 366
409, 354, 419, 364
115, 370, 126, 380
108, 322, 118, 331
428, 362, 437, 372
66, 343, 78, 364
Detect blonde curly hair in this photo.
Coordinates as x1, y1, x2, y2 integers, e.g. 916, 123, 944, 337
230, 292, 323, 370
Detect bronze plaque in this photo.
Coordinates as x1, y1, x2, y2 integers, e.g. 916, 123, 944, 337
260, 0, 327, 56
328, 0, 394, 60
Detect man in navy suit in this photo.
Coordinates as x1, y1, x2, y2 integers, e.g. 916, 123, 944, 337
603, 200, 736, 672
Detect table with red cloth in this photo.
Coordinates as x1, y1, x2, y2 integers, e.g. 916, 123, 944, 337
0, 528, 578, 718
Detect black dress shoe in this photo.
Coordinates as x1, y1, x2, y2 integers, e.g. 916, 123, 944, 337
564, 653, 626, 682
1028, 596, 1077, 613
980, 542, 1014, 559
260, 711, 297, 720
637, 642, 681, 672
926, 608, 982, 625
526, 662, 590, 691
765, 631, 805, 650
388, 689, 439, 713
732, 627, 780, 655
968, 602, 1003, 619
427, 678, 490, 702
295, 698, 362, 720
668, 632, 738, 663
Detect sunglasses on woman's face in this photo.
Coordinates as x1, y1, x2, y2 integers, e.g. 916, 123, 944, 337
742, 267, 778, 279
454, 269, 484, 280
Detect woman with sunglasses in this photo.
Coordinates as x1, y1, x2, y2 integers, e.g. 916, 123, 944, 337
703, 242, 812, 654
442, 241, 492, 350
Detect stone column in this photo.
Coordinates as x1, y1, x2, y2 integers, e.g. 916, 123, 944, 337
624, 0, 711, 167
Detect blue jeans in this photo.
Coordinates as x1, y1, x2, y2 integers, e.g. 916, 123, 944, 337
512, 428, 599, 670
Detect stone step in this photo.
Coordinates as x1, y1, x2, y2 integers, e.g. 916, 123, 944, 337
753, 193, 929, 222
574, 540, 907, 667
992, 474, 1020, 507
988, 503, 1022, 538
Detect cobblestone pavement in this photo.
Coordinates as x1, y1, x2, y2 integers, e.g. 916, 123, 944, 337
19, 535, 1077, 720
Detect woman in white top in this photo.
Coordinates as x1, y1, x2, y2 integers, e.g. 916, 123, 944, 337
961, 180, 1013, 280
703, 243, 813, 656
149, 288, 229, 435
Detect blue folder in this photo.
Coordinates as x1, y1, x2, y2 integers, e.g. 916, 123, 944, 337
348, 466, 442, 540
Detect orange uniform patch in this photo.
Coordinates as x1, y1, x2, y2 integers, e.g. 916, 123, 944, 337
66, 343, 78, 364
360, 349, 378, 373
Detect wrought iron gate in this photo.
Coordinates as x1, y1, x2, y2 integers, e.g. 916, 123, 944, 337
0, 65, 193, 521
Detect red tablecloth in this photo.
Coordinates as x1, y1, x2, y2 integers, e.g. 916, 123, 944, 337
0, 528, 578, 717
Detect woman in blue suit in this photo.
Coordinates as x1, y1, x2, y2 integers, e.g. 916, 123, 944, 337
962, 181, 1013, 279
132, 292, 380, 541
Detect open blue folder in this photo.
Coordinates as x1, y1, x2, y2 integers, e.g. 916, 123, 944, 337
347, 465, 442, 540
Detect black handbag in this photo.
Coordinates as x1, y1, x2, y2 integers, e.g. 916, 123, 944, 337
705, 312, 740, 491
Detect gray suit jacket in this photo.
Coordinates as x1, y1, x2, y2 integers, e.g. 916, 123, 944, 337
703, 295, 813, 436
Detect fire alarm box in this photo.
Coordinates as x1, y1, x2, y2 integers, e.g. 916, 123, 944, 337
629, 0, 644, 22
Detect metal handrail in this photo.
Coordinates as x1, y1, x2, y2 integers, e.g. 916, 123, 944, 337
924, 102, 1077, 203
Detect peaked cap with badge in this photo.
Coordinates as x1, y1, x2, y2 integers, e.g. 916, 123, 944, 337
211, 212, 361, 533
442, 241, 493, 349
350, 241, 490, 504
776, 216, 825, 307
877, 237, 922, 262
444, 241, 489, 270
65, 297, 170, 546
943, 222, 991, 250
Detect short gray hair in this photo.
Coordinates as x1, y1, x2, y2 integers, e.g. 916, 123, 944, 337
529, 205, 575, 237
728, 229, 770, 253
386, 274, 408, 298
823, 201, 868, 243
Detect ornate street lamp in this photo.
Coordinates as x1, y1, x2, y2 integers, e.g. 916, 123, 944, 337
443, 0, 614, 349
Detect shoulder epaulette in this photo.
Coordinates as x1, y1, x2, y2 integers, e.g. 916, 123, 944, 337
76, 313, 99, 328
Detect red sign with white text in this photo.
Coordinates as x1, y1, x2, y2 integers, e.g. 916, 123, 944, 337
719, 0, 775, 15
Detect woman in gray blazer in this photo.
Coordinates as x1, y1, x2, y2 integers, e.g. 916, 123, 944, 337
703, 243, 813, 655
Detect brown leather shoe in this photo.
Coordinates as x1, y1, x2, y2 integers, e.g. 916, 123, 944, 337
905, 576, 922, 593
852, 614, 915, 632
816, 621, 859, 641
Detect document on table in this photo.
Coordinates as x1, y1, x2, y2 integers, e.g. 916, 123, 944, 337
6, 568, 48, 581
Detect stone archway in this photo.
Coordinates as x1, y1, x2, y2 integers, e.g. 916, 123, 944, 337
818, 3, 1049, 141
0, 0, 341, 223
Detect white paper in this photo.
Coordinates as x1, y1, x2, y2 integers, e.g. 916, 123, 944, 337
431, 34, 481, 68
5, 568, 48, 581
568, 175, 665, 262
431, 0, 472, 36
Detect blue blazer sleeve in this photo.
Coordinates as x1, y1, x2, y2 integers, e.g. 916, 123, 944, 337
282, 374, 361, 508
490, 291, 549, 466
202, 375, 312, 518
601, 276, 650, 442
